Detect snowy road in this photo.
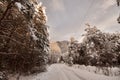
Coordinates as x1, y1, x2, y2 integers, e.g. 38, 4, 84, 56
12, 64, 120, 80
39, 64, 86, 80
35, 64, 120, 80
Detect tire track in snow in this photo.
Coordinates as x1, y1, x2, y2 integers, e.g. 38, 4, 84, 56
64, 66, 86, 80
55, 64, 70, 80
63, 67, 84, 80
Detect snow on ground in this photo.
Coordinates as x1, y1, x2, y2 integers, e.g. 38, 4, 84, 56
72, 64, 120, 76
9, 64, 120, 80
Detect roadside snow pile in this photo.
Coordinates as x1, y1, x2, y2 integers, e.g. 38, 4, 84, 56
8, 73, 43, 80
8, 64, 120, 80
9, 65, 50, 80
72, 64, 120, 76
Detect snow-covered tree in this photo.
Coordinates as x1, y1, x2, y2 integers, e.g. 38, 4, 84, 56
0, 0, 49, 74
83, 24, 120, 66
68, 37, 80, 64
68, 24, 120, 67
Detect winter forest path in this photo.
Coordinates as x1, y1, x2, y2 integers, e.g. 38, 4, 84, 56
34, 64, 119, 80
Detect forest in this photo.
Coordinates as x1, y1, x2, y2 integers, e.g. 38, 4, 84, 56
0, 0, 120, 80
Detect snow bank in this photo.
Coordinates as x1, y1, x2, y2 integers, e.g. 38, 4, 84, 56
8, 64, 120, 80
72, 64, 120, 76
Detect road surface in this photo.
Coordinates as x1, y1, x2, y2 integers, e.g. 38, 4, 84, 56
35, 64, 119, 80
10, 64, 119, 80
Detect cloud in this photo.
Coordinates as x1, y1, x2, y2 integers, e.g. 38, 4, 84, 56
51, 0, 65, 11
101, 0, 116, 10
97, 15, 117, 30
40, 0, 119, 41
84, 0, 119, 31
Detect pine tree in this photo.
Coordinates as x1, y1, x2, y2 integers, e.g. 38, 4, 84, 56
0, 0, 49, 74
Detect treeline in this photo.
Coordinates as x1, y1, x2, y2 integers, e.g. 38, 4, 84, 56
68, 25, 120, 67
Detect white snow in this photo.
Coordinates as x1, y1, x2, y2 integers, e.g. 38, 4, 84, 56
9, 64, 120, 80
29, 26, 39, 41
0, 2, 3, 5
15, 2, 26, 11
72, 64, 120, 76
15, 2, 22, 11
34, 2, 42, 12
34, 2, 48, 22
78, 36, 85, 43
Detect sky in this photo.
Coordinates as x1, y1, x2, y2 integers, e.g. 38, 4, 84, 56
39, 0, 120, 41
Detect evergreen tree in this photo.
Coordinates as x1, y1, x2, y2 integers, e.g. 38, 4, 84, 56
68, 24, 120, 67
0, 0, 49, 74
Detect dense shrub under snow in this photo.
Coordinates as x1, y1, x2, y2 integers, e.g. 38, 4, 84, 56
72, 64, 120, 76
68, 24, 120, 67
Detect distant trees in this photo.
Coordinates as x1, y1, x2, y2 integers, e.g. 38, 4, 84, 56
68, 37, 80, 64
0, 0, 49, 74
68, 24, 120, 67
49, 42, 61, 64
57, 41, 69, 53
49, 41, 70, 64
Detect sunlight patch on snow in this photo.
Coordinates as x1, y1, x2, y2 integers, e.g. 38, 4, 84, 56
15, 2, 22, 11
34, 2, 48, 22
0, 2, 3, 5
78, 36, 85, 43
35, 2, 42, 12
